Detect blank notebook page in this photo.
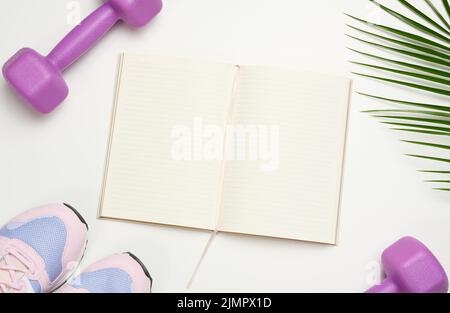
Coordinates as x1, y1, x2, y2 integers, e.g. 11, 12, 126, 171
100, 54, 351, 244
100, 54, 236, 230
219, 66, 350, 243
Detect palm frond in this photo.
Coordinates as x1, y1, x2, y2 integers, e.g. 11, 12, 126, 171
357, 93, 450, 111
370, 0, 450, 43
402, 140, 450, 149
345, 14, 450, 52
425, 0, 450, 31
364, 109, 450, 118
348, 0, 450, 190
427, 180, 450, 183
393, 128, 450, 136
443, 0, 450, 19
375, 115, 450, 126
346, 25, 450, 60
351, 61, 450, 85
349, 48, 450, 78
352, 72, 450, 96
347, 34, 450, 67
401, 0, 450, 35
419, 170, 450, 173
407, 154, 450, 163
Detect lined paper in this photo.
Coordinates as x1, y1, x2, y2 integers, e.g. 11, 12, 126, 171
100, 54, 351, 244
100, 54, 236, 229
219, 66, 351, 243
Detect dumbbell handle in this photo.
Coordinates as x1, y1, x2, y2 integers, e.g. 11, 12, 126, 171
47, 2, 119, 72
366, 277, 400, 293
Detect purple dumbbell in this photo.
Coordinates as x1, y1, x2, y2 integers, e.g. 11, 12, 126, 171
367, 236, 448, 293
2, 0, 163, 114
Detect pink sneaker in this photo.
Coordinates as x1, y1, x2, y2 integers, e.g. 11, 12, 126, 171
59, 253, 152, 293
0, 203, 88, 293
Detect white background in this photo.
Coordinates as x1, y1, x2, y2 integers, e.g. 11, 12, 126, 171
0, 0, 449, 292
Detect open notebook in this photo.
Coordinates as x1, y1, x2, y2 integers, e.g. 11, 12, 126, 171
99, 54, 351, 244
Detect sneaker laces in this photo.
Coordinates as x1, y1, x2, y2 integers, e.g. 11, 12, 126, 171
0, 247, 35, 293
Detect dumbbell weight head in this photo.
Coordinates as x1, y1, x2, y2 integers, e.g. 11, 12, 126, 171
367, 236, 448, 293
108, 0, 163, 27
3, 48, 68, 114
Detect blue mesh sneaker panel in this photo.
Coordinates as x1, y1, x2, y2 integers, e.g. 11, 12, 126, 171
69, 269, 133, 293
29, 279, 41, 293
0, 217, 67, 282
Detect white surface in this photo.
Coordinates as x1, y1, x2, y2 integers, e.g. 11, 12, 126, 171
0, 0, 449, 292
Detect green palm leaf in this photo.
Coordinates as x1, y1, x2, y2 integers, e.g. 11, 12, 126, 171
351, 61, 450, 85
364, 109, 450, 118
402, 140, 450, 149
353, 72, 450, 96
345, 14, 450, 52
400, 0, 450, 35
393, 128, 450, 136
375, 115, 450, 126
348, 0, 450, 191
357, 93, 450, 112
443, 0, 450, 19
346, 25, 450, 60
407, 155, 450, 163
349, 48, 450, 78
370, 0, 450, 43
347, 34, 450, 67
425, 0, 450, 31
384, 121, 450, 133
